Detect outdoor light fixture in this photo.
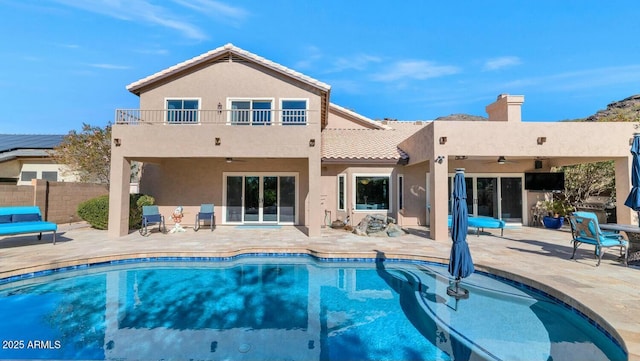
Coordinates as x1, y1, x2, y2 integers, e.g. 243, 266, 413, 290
537, 137, 547, 145
435, 156, 445, 164
114, 138, 121, 147
439, 136, 447, 145
215, 137, 221, 146
309, 139, 315, 147
497, 156, 506, 165
226, 158, 232, 163
455, 156, 467, 160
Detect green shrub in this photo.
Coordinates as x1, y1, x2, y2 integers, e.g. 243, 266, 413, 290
78, 195, 109, 230
129, 194, 155, 229
77, 194, 156, 230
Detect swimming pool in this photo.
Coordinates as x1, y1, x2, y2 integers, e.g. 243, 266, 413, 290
0, 254, 627, 361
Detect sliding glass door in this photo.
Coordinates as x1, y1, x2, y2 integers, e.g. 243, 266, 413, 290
225, 173, 297, 224
448, 174, 523, 223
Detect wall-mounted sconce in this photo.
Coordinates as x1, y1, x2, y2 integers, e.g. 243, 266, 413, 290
497, 156, 506, 165
435, 156, 445, 164
217, 102, 223, 114
215, 137, 221, 146
439, 136, 447, 145
455, 155, 467, 160
309, 139, 315, 147
113, 138, 121, 147
225, 157, 233, 163
537, 137, 547, 145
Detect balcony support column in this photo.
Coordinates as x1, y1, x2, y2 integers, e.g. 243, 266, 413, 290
108, 153, 131, 238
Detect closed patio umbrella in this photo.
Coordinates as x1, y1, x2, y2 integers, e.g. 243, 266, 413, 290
448, 168, 474, 299
624, 134, 640, 225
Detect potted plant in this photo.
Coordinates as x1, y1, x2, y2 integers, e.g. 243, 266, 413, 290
542, 200, 572, 229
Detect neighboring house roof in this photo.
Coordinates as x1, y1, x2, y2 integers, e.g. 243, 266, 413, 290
126, 43, 331, 94
329, 103, 390, 130
0, 134, 64, 162
321, 121, 429, 164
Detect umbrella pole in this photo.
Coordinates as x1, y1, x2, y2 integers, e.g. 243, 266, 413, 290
447, 278, 470, 299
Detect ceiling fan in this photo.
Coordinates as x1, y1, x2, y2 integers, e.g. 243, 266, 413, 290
483, 156, 518, 165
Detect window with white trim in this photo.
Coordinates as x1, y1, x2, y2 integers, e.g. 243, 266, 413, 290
42, 171, 58, 182
337, 174, 346, 211
281, 99, 307, 125
20, 171, 36, 182
230, 99, 272, 125
398, 174, 404, 211
166, 99, 199, 123
355, 175, 390, 211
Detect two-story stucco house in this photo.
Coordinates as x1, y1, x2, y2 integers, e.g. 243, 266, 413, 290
108, 43, 637, 240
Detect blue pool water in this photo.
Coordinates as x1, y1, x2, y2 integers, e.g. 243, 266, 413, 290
0, 255, 627, 361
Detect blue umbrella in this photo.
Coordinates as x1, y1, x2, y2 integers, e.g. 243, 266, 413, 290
448, 168, 474, 298
624, 134, 640, 225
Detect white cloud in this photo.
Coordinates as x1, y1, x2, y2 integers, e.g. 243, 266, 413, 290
293, 45, 323, 70
88, 63, 131, 70
501, 65, 640, 91
135, 48, 170, 55
50, 0, 247, 40
371, 60, 459, 82
171, 0, 248, 23
483, 56, 522, 71
329, 54, 382, 73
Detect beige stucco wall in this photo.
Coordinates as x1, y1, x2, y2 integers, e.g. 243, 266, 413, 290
138, 61, 324, 114
138, 158, 309, 227
109, 59, 324, 237
321, 163, 430, 228
397, 120, 637, 240
326, 111, 371, 129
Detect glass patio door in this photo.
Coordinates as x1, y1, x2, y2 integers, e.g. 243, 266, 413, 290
225, 174, 296, 224
500, 177, 523, 222
262, 176, 278, 222
477, 177, 498, 218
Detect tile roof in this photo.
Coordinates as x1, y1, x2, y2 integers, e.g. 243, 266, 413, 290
127, 43, 331, 94
322, 121, 429, 163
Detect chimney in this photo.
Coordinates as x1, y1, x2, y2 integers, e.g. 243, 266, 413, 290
485, 94, 524, 122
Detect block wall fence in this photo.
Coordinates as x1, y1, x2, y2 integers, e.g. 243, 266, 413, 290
0, 180, 108, 223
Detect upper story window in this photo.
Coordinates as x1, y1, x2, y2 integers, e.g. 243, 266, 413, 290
230, 99, 272, 125
281, 99, 307, 125
166, 99, 199, 124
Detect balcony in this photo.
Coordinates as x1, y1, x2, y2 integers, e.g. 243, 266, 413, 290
115, 109, 314, 126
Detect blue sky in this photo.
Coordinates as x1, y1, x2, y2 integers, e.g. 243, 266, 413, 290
1, 0, 640, 134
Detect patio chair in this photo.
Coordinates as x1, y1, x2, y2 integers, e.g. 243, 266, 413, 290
568, 212, 628, 267
194, 204, 215, 232
140, 205, 165, 236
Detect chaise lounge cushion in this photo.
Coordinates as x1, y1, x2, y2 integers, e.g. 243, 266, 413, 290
12, 213, 41, 222
0, 221, 57, 235
0, 215, 11, 223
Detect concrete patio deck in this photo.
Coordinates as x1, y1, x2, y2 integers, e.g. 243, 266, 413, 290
0, 223, 638, 360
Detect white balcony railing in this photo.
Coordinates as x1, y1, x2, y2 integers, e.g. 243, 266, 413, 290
115, 109, 313, 126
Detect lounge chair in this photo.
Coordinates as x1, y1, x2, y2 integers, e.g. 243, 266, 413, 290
447, 215, 505, 236
568, 212, 628, 267
194, 204, 215, 231
140, 205, 165, 236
